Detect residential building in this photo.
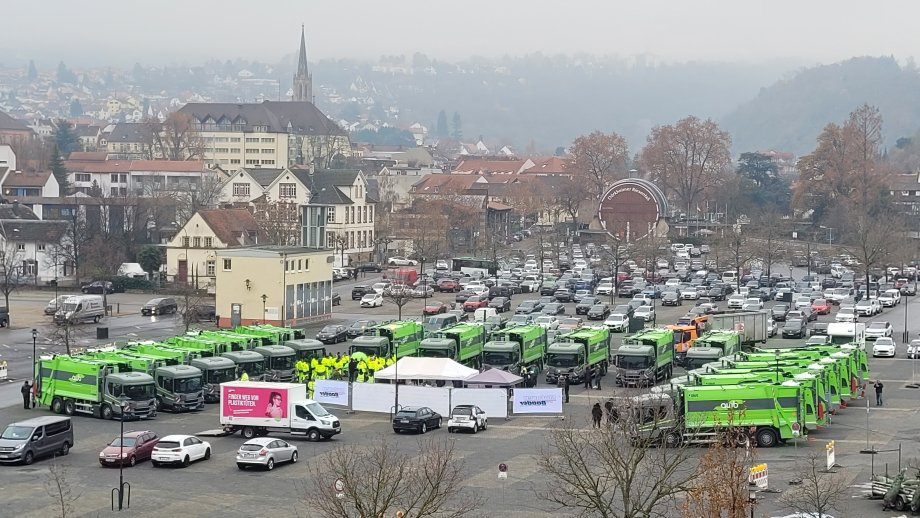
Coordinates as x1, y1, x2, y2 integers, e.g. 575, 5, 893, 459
0, 205, 71, 285
103, 123, 153, 160
63, 157, 222, 197
0, 110, 35, 158
73, 124, 101, 151
177, 101, 348, 171
165, 208, 269, 291
310, 169, 376, 261
1, 170, 60, 198
215, 246, 333, 327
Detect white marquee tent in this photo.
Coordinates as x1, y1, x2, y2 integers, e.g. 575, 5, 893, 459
374, 357, 479, 381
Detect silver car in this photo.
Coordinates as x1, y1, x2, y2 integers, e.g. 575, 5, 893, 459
235, 437, 298, 471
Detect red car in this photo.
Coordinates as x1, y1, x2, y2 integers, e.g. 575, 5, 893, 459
99, 430, 159, 467
463, 295, 489, 312
438, 279, 460, 292
811, 298, 831, 315
424, 301, 448, 315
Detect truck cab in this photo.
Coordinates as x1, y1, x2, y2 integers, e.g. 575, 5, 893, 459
349, 336, 391, 357
253, 345, 296, 382
154, 365, 205, 412
190, 356, 237, 403
614, 329, 675, 386
283, 339, 327, 363
221, 350, 267, 381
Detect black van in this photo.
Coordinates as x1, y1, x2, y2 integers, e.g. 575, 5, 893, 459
0, 416, 73, 465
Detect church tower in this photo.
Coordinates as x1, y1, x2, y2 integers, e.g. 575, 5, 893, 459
293, 25, 313, 103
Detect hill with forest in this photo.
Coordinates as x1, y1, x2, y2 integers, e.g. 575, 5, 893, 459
722, 56, 920, 155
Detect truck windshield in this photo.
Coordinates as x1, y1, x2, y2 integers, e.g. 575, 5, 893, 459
546, 353, 580, 368
615, 355, 652, 370
208, 367, 237, 384
119, 383, 155, 400
174, 377, 202, 393
418, 348, 452, 358
482, 351, 515, 365
350, 346, 385, 357
306, 402, 330, 417
243, 361, 265, 375
62, 303, 79, 312
271, 355, 295, 370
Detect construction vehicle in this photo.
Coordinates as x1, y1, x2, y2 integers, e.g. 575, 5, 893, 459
667, 324, 700, 366
545, 326, 611, 384
38, 356, 157, 420
631, 383, 806, 448
481, 324, 548, 375
417, 322, 487, 368
683, 330, 742, 370
613, 328, 675, 386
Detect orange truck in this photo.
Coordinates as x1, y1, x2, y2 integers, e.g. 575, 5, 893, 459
667, 324, 700, 365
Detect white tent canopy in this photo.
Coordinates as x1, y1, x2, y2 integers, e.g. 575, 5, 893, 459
375, 357, 479, 381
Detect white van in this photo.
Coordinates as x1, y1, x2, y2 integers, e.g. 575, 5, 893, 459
54, 295, 105, 324
117, 262, 147, 279
721, 271, 738, 284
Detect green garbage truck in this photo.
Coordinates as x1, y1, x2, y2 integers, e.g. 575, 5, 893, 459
417, 322, 487, 367
481, 324, 547, 374
190, 356, 238, 403
153, 365, 205, 412
613, 328, 675, 386
545, 327, 611, 384
38, 356, 157, 420
683, 330, 742, 370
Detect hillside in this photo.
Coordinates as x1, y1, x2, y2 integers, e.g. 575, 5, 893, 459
722, 56, 920, 155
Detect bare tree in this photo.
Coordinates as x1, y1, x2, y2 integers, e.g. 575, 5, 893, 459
779, 452, 848, 518
308, 438, 481, 518
750, 209, 791, 279
382, 285, 415, 320
332, 233, 349, 267
0, 243, 24, 310
537, 400, 697, 518
44, 460, 80, 518
253, 199, 300, 246
843, 209, 904, 299
570, 130, 630, 199
553, 178, 591, 238
681, 428, 756, 518
177, 282, 210, 333
147, 112, 205, 160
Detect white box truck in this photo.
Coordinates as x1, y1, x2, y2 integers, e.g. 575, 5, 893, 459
219, 381, 341, 441
706, 310, 769, 346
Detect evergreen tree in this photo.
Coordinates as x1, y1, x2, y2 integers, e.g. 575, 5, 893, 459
436, 110, 449, 138
49, 146, 71, 195
56, 61, 76, 84
451, 112, 463, 140
27, 60, 37, 81
69, 99, 83, 117
53, 120, 79, 156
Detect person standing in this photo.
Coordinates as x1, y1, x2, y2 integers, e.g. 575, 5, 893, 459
875, 380, 884, 406
584, 364, 593, 390
558, 375, 570, 403
21, 381, 31, 410
591, 402, 603, 428
595, 368, 602, 390
604, 399, 615, 425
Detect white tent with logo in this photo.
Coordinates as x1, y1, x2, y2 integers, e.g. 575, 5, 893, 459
374, 357, 479, 381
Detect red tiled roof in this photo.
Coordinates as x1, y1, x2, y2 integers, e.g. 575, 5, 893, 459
197, 208, 268, 246
68, 151, 108, 161
453, 159, 529, 175
523, 156, 572, 174
412, 174, 482, 193
2, 170, 51, 188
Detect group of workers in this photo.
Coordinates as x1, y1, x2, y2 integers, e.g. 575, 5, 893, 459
291, 353, 397, 397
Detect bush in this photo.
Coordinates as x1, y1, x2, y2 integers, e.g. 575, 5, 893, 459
111, 276, 155, 292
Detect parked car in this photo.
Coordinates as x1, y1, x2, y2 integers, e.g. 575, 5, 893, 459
634, 305, 655, 322
351, 285, 372, 300
587, 304, 610, 320
355, 262, 383, 273
316, 325, 348, 344
604, 313, 629, 332
463, 296, 489, 312
558, 317, 583, 332
437, 279, 460, 293
541, 303, 565, 316
151, 434, 211, 467
447, 405, 487, 433
392, 406, 442, 434
236, 437, 298, 471
141, 298, 177, 316
662, 292, 682, 306
411, 285, 434, 298
771, 303, 790, 321
907, 339, 920, 359
359, 293, 383, 308
836, 304, 858, 323
865, 321, 893, 340
811, 299, 830, 315
187, 304, 216, 322
422, 301, 448, 316
81, 281, 114, 294
347, 319, 377, 337
741, 298, 763, 311
575, 296, 600, 315
387, 257, 418, 266
781, 319, 807, 339
99, 430, 159, 467
488, 297, 512, 313
534, 315, 560, 330
872, 337, 897, 357
554, 288, 575, 303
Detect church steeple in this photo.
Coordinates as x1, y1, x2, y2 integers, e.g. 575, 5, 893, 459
293, 25, 313, 103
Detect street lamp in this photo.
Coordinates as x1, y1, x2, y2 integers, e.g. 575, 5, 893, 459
748, 490, 757, 518
113, 396, 131, 511
31, 328, 37, 399
261, 294, 267, 324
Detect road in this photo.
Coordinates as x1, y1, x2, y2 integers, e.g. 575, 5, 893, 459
0, 267, 918, 516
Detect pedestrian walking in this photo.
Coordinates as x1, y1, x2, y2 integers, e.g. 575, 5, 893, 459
595, 368, 602, 390
875, 380, 884, 406
584, 364, 592, 390
558, 375, 570, 403
591, 402, 603, 428
21, 381, 31, 410
604, 399, 615, 425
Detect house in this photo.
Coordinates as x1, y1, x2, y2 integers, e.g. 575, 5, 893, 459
64, 157, 221, 197
103, 123, 153, 160
452, 158, 534, 175
214, 246, 333, 327
0, 205, 72, 285
0, 110, 35, 159
164, 208, 269, 291
1, 170, 60, 198
309, 169, 376, 261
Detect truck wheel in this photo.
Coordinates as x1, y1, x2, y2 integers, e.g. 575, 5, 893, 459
894, 496, 907, 511
51, 397, 63, 414
93, 315, 100, 323
63, 400, 75, 416
241, 427, 256, 439
101, 404, 113, 420
755, 428, 778, 448
307, 429, 321, 442
664, 431, 682, 448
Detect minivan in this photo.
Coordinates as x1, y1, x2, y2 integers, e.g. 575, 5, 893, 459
54, 295, 105, 324
424, 313, 459, 334
0, 416, 73, 465
721, 271, 738, 284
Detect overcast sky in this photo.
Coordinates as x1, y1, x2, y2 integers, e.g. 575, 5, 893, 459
6, 0, 920, 67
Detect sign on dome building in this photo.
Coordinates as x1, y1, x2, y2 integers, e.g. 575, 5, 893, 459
597, 179, 669, 242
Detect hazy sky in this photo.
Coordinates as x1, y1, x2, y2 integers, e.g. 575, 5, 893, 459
5, 0, 920, 67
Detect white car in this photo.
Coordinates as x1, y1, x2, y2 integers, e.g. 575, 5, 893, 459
835, 305, 857, 323
236, 437, 298, 471
534, 315, 559, 330
681, 288, 700, 300
726, 295, 745, 310
742, 298, 763, 311
865, 321, 892, 340
360, 293, 383, 308
633, 294, 652, 305
387, 256, 418, 266
604, 313, 629, 332
151, 435, 211, 467
766, 318, 777, 337
595, 282, 614, 295
447, 404, 488, 433
878, 289, 901, 307
855, 299, 880, 316
634, 305, 655, 322
872, 337, 897, 358
908, 339, 920, 359
794, 296, 812, 310
435, 260, 449, 270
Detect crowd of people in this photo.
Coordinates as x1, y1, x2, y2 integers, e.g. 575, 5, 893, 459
291, 353, 397, 398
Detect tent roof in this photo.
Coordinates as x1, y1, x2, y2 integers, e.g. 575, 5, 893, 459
374, 357, 479, 381
464, 368, 523, 386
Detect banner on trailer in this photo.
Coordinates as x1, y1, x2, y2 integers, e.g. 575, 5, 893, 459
314, 380, 349, 407
512, 388, 563, 414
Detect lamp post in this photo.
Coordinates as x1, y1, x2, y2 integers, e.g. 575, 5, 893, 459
748, 490, 756, 518
774, 349, 781, 378
261, 294, 267, 325
31, 328, 37, 394
114, 396, 131, 511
